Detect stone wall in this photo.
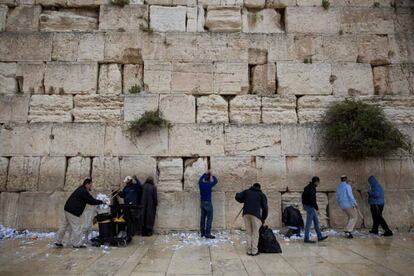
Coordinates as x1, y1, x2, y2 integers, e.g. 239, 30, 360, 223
0, 0, 413, 231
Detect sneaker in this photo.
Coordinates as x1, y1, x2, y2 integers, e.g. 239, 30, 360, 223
251, 252, 260, 256
345, 232, 353, 239
72, 245, 87, 249
318, 236, 328, 242
54, 242, 63, 248
200, 232, 205, 238
382, 232, 393, 237
369, 230, 378, 235
205, 234, 216, 239
304, 240, 316, 243
246, 252, 252, 256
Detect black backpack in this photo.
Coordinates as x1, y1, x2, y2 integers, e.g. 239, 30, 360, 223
258, 225, 282, 253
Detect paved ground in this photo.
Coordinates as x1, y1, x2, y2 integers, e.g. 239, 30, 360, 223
0, 231, 413, 276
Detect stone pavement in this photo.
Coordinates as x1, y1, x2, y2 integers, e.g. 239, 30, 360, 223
0, 231, 413, 276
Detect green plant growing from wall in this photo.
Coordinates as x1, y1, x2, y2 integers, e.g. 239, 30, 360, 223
111, 0, 129, 7
127, 111, 170, 136
322, 100, 411, 160
128, 84, 141, 94
322, 0, 330, 10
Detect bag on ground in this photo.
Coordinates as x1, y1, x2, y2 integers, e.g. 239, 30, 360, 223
258, 225, 282, 253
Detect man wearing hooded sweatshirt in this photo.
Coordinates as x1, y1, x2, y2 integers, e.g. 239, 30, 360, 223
235, 183, 268, 256
368, 176, 393, 236
199, 170, 218, 239
336, 175, 357, 238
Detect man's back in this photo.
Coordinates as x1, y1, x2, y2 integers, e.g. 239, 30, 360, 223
336, 182, 355, 209
199, 173, 218, 202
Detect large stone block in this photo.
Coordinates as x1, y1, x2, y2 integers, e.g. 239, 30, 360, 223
211, 156, 257, 192
229, 95, 261, 123
340, 7, 395, 34
383, 157, 414, 190
98, 64, 122, 95
214, 62, 249, 94
378, 96, 414, 124
73, 95, 123, 122
39, 10, 98, 32
286, 34, 323, 62
64, 156, 91, 191
157, 157, 183, 192
196, 94, 229, 123
0, 32, 52, 61
224, 125, 281, 156
50, 123, 105, 156
169, 124, 224, 156
0, 95, 29, 123
52, 33, 105, 62
0, 4, 7, 32
0, 193, 19, 228
36, 0, 66, 5
66, 0, 109, 6
256, 156, 286, 191
183, 157, 208, 191
78, 33, 105, 61
99, 4, 148, 31
297, 96, 341, 123
0, 123, 52, 156
0, 157, 9, 191
38, 157, 66, 191
16, 62, 46, 94
277, 63, 332, 95
6, 5, 41, 31
262, 95, 297, 124
119, 156, 157, 185
159, 94, 195, 123
91, 157, 121, 191
244, 0, 265, 8
150, 5, 186, 32
357, 34, 390, 66
251, 63, 276, 96
186, 5, 205, 32
331, 63, 374, 96
205, 6, 241, 32
143, 60, 172, 93
171, 62, 213, 94
104, 125, 169, 156
7, 157, 40, 191
321, 35, 358, 62
44, 62, 98, 94
395, 8, 414, 34
281, 124, 321, 155
389, 33, 414, 64
381, 191, 412, 230
123, 94, 159, 122
29, 95, 73, 123
285, 7, 340, 34
0, 62, 18, 94
123, 64, 143, 94
104, 32, 142, 64
373, 64, 414, 96
242, 8, 283, 33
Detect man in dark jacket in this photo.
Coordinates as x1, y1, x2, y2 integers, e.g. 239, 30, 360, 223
55, 178, 103, 248
119, 175, 142, 235
199, 170, 218, 239
141, 177, 157, 236
282, 205, 304, 238
302, 176, 327, 243
235, 183, 268, 256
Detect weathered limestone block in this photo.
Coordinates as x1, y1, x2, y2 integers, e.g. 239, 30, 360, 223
39, 10, 98, 32
379, 96, 414, 124
146, 0, 196, 5
38, 157, 66, 191
29, 95, 73, 123
265, 0, 296, 7
211, 156, 257, 192
120, 156, 157, 184
229, 95, 261, 124
150, 5, 186, 32
373, 64, 414, 95
242, 8, 283, 33
50, 123, 105, 156
143, 60, 171, 93
277, 63, 332, 95
78, 33, 105, 61
328, 192, 368, 229
286, 34, 323, 62
0, 193, 19, 228
91, 157, 121, 191
225, 125, 281, 156
6, 5, 41, 31
183, 157, 208, 191
0, 5, 7, 32
196, 94, 228, 123
297, 96, 340, 123
331, 63, 374, 96
205, 6, 241, 32
15, 62, 45, 94
7, 157, 40, 191
357, 35, 390, 66
104, 125, 169, 156
52, 33, 105, 62
0, 157, 9, 191
0, 63, 17, 94
0, 95, 29, 123
321, 35, 358, 62
51, 33, 78, 61
248, 48, 267, 64
123, 94, 159, 121
186, 6, 205, 32
169, 124, 224, 156
244, 0, 265, 8
383, 158, 414, 190
389, 33, 414, 64
98, 64, 122, 95
99, 4, 148, 31
66, 0, 110, 6
261, 96, 297, 124
340, 7, 395, 34
35, 0, 66, 5
285, 7, 340, 34
256, 156, 286, 191
159, 94, 195, 123
64, 157, 91, 191
73, 95, 123, 122
123, 64, 143, 93
44, 62, 98, 94
281, 124, 320, 155
104, 32, 142, 64
0, 32, 52, 61
0, 123, 51, 156
171, 62, 213, 94
225, 191, 245, 229
157, 158, 183, 192
395, 8, 414, 34
251, 63, 276, 95
382, 191, 412, 230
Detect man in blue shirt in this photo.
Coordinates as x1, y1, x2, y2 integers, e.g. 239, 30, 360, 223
336, 175, 357, 239
199, 170, 218, 239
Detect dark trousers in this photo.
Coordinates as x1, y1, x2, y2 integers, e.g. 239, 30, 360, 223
200, 201, 213, 236
370, 204, 392, 234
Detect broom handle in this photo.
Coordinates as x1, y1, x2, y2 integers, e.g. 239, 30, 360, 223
230, 207, 244, 230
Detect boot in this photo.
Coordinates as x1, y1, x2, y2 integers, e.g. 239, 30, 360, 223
205, 233, 215, 239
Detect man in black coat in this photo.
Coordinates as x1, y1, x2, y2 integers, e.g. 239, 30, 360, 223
282, 205, 304, 238
55, 178, 104, 248
302, 176, 328, 243
235, 183, 268, 256
141, 177, 158, 236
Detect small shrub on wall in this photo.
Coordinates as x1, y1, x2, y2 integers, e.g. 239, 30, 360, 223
322, 100, 411, 160
128, 111, 169, 136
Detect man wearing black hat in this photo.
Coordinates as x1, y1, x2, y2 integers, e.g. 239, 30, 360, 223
235, 183, 268, 256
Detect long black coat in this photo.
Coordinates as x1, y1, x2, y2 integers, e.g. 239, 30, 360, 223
235, 186, 268, 221
64, 185, 102, 217
141, 182, 158, 229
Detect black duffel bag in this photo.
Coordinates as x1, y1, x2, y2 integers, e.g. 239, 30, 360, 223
258, 225, 282, 253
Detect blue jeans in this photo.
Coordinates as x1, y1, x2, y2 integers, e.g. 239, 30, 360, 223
304, 204, 322, 241
200, 201, 213, 235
